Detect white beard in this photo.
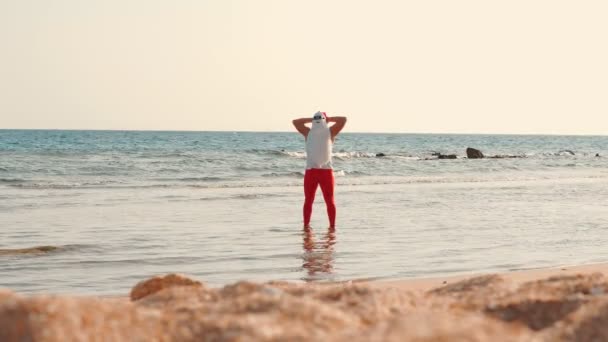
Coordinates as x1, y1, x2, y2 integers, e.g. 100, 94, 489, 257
311, 118, 328, 131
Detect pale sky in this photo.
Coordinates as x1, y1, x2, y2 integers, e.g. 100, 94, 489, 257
0, 1, 607, 134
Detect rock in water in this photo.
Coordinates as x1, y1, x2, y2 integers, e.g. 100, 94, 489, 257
489, 155, 524, 159
438, 154, 457, 159
466, 148, 484, 159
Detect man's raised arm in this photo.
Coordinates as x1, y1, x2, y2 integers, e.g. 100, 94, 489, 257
329, 116, 347, 140
292, 118, 312, 137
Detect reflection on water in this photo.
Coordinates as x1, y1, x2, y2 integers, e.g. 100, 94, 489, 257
301, 227, 336, 281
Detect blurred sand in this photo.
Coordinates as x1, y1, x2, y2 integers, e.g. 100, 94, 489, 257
3, 263, 608, 341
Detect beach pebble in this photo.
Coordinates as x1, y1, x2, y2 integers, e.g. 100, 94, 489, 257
130, 273, 203, 301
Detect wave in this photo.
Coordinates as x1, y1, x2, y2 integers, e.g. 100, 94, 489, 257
340, 170, 369, 176
262, 171, 304, 178
156, 176, 226, 182
226, 193, 287, 201
333, 152, 378, 160
234, 165, 266, 171
0, 178, 25, 184
233, 193, 279, 200
6, 176, 227, 189
246, 149, 295, 156
384, 155, 421, 160
246, 149, 382, 159
175, 172, 608, 189
7, 179, 130, 190
533, 151, 576, 157
0, 244, 104, 257
261, 170, 367, 178
164, 193, 286, 202
282, 151, 306, 158
0, 245, 61, 256
3, 171, 607, 193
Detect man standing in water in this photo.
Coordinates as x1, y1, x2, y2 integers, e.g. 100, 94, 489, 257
292, 112, 347, 229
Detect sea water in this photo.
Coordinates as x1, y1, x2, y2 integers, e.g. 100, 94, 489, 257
1, 130, 607, 295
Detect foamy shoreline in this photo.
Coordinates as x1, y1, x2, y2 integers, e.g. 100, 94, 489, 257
2, 263, 608, 341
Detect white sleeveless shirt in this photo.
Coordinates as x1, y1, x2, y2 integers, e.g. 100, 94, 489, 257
306, 121, 333, 169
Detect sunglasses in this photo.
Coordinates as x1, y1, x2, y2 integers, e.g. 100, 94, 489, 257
313, 115, 325, 120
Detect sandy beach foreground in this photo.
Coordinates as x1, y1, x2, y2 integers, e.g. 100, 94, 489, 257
3, 264, 608, 341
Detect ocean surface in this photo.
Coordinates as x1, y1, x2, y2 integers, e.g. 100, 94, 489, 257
1, 129, 607, 295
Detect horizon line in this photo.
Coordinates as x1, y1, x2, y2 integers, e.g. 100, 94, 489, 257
0, 128, 606, 137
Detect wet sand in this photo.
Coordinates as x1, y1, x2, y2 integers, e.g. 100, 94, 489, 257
3, 263, 608, 341
376, 262, 608, 291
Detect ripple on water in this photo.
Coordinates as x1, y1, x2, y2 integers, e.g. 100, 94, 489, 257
0, 244, 101, 257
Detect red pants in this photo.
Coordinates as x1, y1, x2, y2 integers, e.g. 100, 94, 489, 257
303, 168, 336, 228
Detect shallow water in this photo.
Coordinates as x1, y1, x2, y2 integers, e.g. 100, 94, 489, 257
1, 130, 607, 295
